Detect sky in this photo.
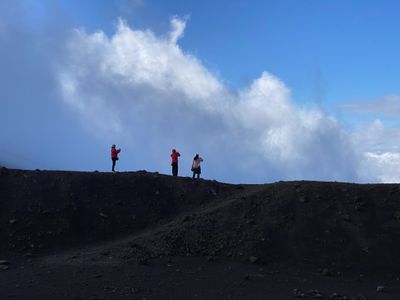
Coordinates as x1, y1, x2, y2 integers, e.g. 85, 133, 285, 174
1, 0, 400, 183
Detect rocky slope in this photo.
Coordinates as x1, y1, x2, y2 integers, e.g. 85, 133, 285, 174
1, 168, 400, 271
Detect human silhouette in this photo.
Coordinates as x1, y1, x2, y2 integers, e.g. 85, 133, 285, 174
171, 149, 181, 176
111, 144, 121, 172
191, 154, 203, 179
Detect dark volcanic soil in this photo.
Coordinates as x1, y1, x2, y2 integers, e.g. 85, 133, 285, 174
1, 168, 400, 299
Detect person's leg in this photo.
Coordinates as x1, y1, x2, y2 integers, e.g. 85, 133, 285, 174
172, 163, 177, 176
192, 170, 195, 179
112, 159, 116, 172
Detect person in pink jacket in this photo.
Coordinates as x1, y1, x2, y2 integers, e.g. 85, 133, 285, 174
111, 144, 121, 172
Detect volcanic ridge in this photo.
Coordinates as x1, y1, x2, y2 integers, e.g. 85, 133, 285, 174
1, 168, 400, 299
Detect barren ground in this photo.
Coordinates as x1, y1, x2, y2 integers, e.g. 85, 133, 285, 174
1, 168, 400, 299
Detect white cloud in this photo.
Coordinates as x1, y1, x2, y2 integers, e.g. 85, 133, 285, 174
351, 119, 400, 153
343, 94, 400, 119
1, 1, 397, 183
169, 16, 187, 44
359, 152, 400, 183
350, 119, 400, 182
57, 17, 400, 183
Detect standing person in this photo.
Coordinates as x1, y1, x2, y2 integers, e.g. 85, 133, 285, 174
191, 154, 203, 179
171, 149, 181, 176
111, 144, 121, 172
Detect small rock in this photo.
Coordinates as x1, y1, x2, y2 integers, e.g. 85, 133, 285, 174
0, 265, 9, 270
0, 260, 9, 265
376, 285, 385, 293
249, 256, 258, 263
293, 288, 305, 298
99, 212, 108, 218
321, 268, 332, 276
298, 196, 307, 203
361, 247, 369, 253
9, 219, 17, 224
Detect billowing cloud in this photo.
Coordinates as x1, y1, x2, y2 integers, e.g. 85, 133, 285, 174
352, 119, 400, 153
2, 3, 399, 183
58, 17, 363, 182
350, 119, 400, 182
359, 152, 400, 183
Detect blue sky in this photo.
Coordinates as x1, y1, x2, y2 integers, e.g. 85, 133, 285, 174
55, 0, 400, 102
1, 0, 400, 183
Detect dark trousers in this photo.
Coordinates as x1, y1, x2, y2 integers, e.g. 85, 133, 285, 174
112, 158, 117, 172
172, 162, 178, 176
192, 167, 201, 179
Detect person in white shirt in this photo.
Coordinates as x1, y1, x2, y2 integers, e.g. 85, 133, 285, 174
191, 154, 203, 179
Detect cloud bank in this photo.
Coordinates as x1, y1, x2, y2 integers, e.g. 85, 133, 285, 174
2, 4, 399, 183
0, 0, 108, 171
58, 17, 365, 183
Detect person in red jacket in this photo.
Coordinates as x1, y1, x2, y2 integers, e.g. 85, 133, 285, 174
170, 149, 181, 176
111, 144, 121, 172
